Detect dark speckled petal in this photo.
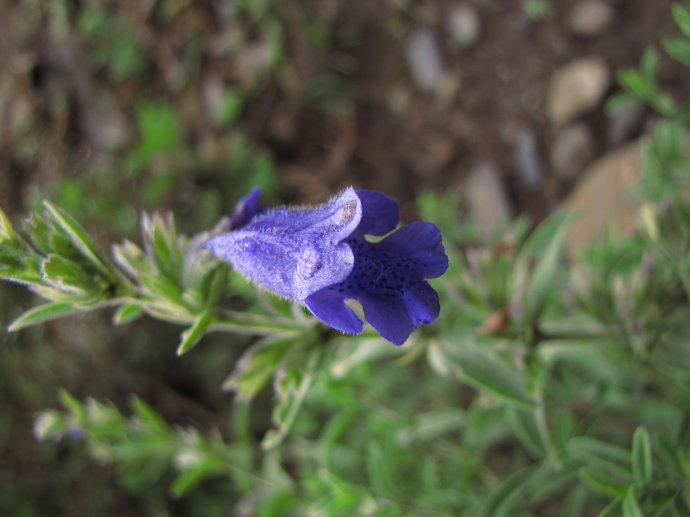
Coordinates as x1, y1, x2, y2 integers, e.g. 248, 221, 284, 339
305, 196, 448, 345
360, 295, 416, 346
376, 221, 448, 279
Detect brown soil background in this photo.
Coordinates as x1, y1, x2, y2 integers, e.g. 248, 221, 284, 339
0, 0, 685, 223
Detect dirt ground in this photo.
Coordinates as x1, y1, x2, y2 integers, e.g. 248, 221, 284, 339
0, 0, 684, 224
272, 0, 683, 220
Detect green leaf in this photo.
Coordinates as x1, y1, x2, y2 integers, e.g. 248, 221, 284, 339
177, 311, 213, 355
40, 255, 93, 294
426, 338, 455, 377
617, 69, 651, 99
262, 350, 321, 450
656, 436, 690, 480
528, 461, 582, 503
223, 335, 294, 401
214, 87, 244, 126
112, 240, 148, 278
113, 303, 143, 325
130, 396, 169, 436
133, 102, 182, 169
7, 302, 84, 331
396, 408, 466, 445
170, 457, 226, 497
484, 465, 537, 517
365, 440, 402, 500
58, 389, 88, 422
257, 488, 299, 517
631, 426, 653, 486
449, 341, 535, 406
622, 487, 644, 517
140, 275, 186, 308
569, 436, 632, 478
525, 214, 571, 308
43, 201, 111, 277
0, 206, 17, 241
139, 213, 182, 282
597, 499, 623, 517
641, 48, 659, 82
578, 467, 627, 497
507, 405, 547, 457
329, 337, 400, 378
209, 311, 304, 335
664, 36, 690, 67
321, 409, 360, 469
196, 262, 227, 306
672, 4, 690, 38
513, 213, 572, 323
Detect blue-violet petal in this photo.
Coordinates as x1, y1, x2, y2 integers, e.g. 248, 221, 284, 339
305, 205, 448, 345
227, 186, 265, 230
352, 190, 399, 237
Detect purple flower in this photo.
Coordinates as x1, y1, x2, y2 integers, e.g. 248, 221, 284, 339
227, 186, 265, 231
204, 187, 448, 345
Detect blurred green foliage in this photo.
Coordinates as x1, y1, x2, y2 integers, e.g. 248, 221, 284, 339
77, 3, 148, 82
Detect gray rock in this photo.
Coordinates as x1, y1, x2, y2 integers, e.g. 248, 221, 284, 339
607, 101, 645, 146
569, 1, 614, 37
406, 28, 444, 92
465, 162, 513, 240
551, 123, 595, 181
514, 127, 544, 189
547, 57, 611, 125
563, 142, 642, 254
447, 4, 481, 49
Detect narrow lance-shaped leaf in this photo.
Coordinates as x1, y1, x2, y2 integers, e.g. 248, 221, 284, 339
484, 465, 538, 517
208, 311, 305, 335
170, 456, 226, 498
664, 37, 690, 68
524, 214, 572, 315
330, 337, 401, 379
641, 47, 660, 83
622, 487, 644, 517
43, 201, 111, 277
262, 350, 321, 450
8, 302, 84, 332
672, 4, 690, 38
113, 303, 143, 325
506, 405, 547, 457
569, 436, 632, 478
177, 311, 214, 355
631, 426, 653, 486
448, 340, 535, 406
365, 441, 400, 501
58, 389, 88, 423
597, 500, 623, 517
577, 467, 627, 498
512, 213, 572, 324
0, 207, 17, 241
131, 396, 170, 436
223, 335, 296, 402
